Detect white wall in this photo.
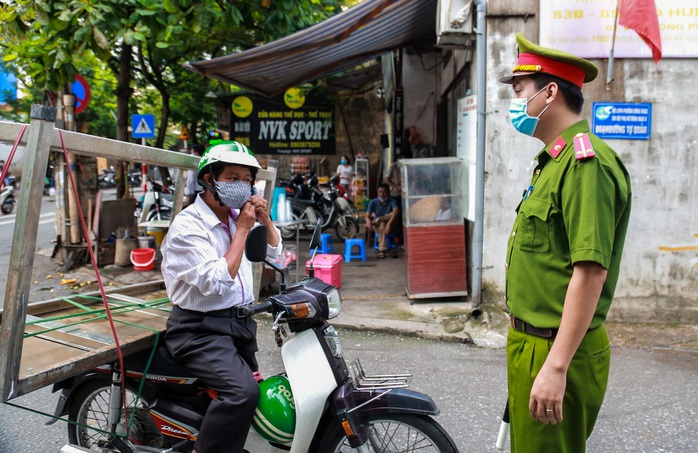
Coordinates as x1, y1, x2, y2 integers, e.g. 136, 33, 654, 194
481, 15, 698, 323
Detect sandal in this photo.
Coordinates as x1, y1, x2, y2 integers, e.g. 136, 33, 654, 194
377, 251, 386, 259
390, 250, 399, 259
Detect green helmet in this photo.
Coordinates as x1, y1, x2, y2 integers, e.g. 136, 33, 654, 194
197, 140, 261, 177
252, 375, 296, 444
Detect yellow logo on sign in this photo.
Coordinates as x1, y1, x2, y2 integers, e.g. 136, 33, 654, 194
178, 126, 191, 141
232, 96, 253, 118
284, 88, 306, 109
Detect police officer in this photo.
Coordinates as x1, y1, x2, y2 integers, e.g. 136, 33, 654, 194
500, 34, 632, 452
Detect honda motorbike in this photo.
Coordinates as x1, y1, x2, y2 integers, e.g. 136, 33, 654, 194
0, 184, 15, 215
279, 173, 359, 242
51, 224, 459, 453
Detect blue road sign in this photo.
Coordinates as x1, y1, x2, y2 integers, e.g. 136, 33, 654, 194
592, 102, 651, 140
132, 114, 156, 139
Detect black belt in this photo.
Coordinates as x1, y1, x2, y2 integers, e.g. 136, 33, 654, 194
175, 305, 251, 319
510, 316, 557, 338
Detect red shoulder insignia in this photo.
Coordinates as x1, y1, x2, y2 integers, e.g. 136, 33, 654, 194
550, 136, 566, 158
573, 133, 596, 160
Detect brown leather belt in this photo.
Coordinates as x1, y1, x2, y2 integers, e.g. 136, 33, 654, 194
510, 316, 557, 338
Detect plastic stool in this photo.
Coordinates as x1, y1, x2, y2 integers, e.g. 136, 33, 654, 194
373, 233, 398, 252
344, 238, 367, 262
320, 233, 334, 254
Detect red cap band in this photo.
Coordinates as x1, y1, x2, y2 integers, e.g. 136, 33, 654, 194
514, 53, 586, 88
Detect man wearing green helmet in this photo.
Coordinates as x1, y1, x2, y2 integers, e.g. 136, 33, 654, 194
161, 140, 281, 452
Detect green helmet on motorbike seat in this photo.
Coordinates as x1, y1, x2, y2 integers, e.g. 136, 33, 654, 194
252, 375, 296, 443
197, 140, 261, 190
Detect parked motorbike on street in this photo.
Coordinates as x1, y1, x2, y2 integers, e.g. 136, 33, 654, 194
279, 173, 359, 242
134, 177, 174, 223
98, 166, 117, 189
51, 224, 459, 453
0, 184, 15, 214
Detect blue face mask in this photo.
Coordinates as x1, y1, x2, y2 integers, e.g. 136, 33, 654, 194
215, 180, 252, 209
340, 159, 347, 165
509, 86, 550, 136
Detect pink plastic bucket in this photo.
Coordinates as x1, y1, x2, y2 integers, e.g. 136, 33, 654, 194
130, 248, 155, 271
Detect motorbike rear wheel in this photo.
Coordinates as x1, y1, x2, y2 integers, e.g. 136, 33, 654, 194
68, 381, 165, 451
334, 217, 359, 242
318, 413, 459, 453
145, 206, 172, 222
1, 197, 13, 214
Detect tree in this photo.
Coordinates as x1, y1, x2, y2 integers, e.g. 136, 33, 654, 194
1, 0, 347, 192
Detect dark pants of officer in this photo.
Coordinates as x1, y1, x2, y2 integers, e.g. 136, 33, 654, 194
165, 305, 260, 453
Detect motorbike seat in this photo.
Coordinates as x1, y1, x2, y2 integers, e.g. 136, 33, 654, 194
124, 343, 198, 381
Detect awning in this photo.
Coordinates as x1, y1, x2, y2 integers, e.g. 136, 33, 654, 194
185, 0, 437, 97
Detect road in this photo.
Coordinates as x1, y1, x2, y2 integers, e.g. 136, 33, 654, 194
0, 194, 59, 310
0, 323, 696, 452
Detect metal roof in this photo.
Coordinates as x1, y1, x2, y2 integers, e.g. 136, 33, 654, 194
185, 0, 437, 97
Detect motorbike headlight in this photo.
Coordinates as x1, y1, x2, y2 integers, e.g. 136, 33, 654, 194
325, 288, 342, 319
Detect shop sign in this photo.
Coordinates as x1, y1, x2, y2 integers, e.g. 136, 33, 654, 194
229, 88, 335, 155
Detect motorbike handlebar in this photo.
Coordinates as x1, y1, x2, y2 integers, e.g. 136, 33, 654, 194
238, 300, 274, 317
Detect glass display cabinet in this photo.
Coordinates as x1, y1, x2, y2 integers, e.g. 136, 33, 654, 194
400, 157, 467, 299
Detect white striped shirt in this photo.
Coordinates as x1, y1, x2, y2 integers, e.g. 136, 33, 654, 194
161, 195, 282, 312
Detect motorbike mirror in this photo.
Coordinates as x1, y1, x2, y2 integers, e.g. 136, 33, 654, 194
308, 219, 323, 251
245, 225, 268, 262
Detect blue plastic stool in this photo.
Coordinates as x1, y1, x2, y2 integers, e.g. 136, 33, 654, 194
344, 238, 367, 263
320, 233, 334, 254
373, 233, 398, 252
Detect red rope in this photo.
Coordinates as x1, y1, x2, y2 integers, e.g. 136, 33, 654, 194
0, 125, 27, 186
57, 130, 129, 424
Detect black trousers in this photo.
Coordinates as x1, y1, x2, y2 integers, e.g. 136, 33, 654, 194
165, 306, 260, 453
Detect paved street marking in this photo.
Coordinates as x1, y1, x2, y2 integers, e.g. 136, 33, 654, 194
0, 212, 55, 227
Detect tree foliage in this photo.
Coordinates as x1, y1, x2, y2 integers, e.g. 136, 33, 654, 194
1, 0, 347, 147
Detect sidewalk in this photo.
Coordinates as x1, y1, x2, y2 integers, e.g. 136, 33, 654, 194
24, 235, 698, 352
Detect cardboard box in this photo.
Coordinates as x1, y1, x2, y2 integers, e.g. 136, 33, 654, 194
306, 254, 342, 288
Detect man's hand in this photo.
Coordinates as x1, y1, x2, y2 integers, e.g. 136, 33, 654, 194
237, 202, 256, 232
248, 194, 270, 223
529, 363, 566, 425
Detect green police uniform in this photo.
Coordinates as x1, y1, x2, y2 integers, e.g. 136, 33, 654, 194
505, 120, 631, 452
501, 34, 632, 453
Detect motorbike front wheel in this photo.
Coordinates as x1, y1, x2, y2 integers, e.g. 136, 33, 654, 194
318, 413, 459, 453
68, 381, 165, 451
279, 212, 300, 240
334, 217, 359, 242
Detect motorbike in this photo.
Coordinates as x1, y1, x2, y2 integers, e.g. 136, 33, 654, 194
50, 224, 459, 453
279, 173, 359, 242
135, 177, 174, 223
0, 184, 15, 215
128, 169, 143, 188
98, 167, 117, 189
3, 173, 16, 189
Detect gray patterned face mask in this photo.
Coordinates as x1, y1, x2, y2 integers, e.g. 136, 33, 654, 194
215, 180, 251, 209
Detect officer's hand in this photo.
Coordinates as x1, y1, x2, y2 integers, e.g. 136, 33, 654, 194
529, 364, 565, 425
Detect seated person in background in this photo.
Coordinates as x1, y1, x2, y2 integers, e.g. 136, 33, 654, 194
365, 183, 400, 259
